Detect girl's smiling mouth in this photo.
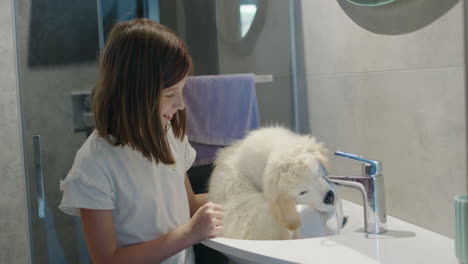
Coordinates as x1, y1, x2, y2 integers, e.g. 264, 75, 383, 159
163, 114, 173, 121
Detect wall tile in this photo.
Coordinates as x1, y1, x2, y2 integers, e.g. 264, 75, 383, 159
300, 0, 464, 75
0, 0, 31, 263
306, 67, 467, 237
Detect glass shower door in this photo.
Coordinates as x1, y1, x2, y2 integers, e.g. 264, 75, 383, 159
14, 0, 162, 262
14, 0, 100, 263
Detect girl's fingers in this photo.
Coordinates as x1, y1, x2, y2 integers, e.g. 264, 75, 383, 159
212, 211, 224, 220
214, 225, 224, 236
213, 218, 223, 227
207, 202, 223, 212
208, 226, 224, 238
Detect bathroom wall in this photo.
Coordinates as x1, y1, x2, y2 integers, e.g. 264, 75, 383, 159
160, 0, 295, 128
216, 0, 295, 128
0, 0, 30, 263
300, 0, 467, 238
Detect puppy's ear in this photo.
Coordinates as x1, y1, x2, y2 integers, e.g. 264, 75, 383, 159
264, 152, 302, 231
314, 142, 330, 172
270, 194, 301, 231
303, 136, 330, 173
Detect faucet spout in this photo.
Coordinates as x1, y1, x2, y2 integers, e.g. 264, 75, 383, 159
327, 151, 387, 234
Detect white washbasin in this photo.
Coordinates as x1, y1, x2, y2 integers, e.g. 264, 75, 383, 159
202, 200, 458, 264
295, 203, 345, 239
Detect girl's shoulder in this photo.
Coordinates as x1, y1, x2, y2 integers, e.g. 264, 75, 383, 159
60, 131, 116, 213
72, 130, 119, 171
79, 130, 117, 156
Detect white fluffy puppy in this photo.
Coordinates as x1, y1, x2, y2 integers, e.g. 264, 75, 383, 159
208, 126, 335, 240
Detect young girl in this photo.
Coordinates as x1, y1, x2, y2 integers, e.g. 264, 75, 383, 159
59, 18, 224, 264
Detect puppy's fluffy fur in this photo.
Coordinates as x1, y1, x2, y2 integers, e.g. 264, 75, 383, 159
208, 126, 332, 240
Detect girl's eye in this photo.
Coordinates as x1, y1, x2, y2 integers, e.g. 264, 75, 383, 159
165, 92, 175, 97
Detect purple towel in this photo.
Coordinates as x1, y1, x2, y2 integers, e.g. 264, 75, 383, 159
189, 142, 222, 166
184, 74, 260, 166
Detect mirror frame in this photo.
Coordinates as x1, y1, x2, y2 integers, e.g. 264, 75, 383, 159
346, 0, 397, 6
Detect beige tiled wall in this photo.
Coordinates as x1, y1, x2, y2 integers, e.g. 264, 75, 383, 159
301, 0, 467, 237
0, 0, 30, 263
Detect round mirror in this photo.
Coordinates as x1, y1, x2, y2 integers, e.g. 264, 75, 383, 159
346, 0, 397, 6
239, 0, 258, 39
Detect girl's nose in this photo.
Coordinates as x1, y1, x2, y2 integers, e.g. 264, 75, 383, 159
175, 94, 185, 110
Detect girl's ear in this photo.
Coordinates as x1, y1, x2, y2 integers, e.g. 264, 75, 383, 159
270, 194, 301, 231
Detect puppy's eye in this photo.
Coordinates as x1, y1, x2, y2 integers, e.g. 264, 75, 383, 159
299, 191, 308, 195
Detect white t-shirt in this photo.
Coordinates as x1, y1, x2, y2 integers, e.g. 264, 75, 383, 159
59, 128, 196, 264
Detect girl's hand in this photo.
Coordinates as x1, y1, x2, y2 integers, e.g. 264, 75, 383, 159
186, 201, 224, 243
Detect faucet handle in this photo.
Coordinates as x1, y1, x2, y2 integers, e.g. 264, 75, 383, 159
334, 151, 382, 176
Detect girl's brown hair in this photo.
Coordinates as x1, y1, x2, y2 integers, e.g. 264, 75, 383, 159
92, 18, 192, 164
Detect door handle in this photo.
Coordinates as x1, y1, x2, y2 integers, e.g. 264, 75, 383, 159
32, 135, 46, 219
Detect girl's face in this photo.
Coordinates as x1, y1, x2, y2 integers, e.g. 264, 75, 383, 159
159, 75, 188, 125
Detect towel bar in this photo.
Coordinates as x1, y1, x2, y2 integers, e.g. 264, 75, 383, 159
254, 74, 273, 83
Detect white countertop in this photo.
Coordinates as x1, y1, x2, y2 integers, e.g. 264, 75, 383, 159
202, 200, 458, 264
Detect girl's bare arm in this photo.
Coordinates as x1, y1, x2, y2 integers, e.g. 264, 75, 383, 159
80, 203, 222, 264
184, 174, 209, 216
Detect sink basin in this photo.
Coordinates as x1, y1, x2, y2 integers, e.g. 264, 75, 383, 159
202, 200, 458, 264
295, 203, 345, 239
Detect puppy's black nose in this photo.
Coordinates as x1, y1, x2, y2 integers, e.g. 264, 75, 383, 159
323, 190, 335, 205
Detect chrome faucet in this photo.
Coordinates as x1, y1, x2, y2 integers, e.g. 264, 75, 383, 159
326, 151, 387, 234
